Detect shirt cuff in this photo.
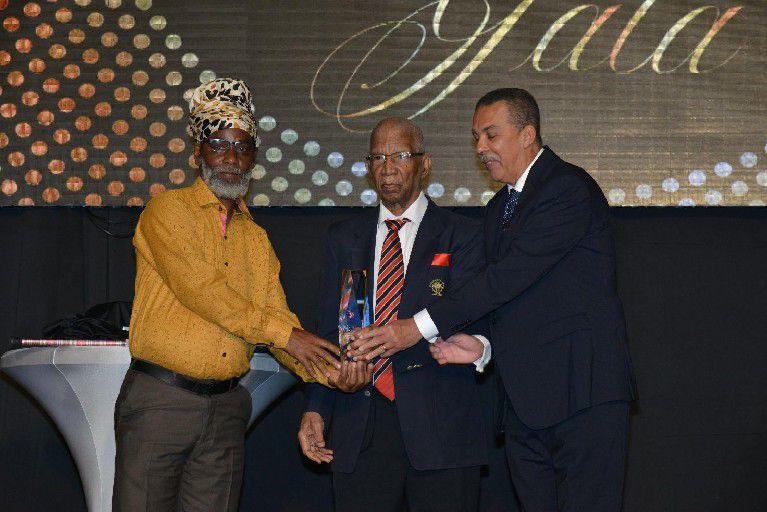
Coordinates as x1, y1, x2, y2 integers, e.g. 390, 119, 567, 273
263, 316, 294, 349
414, 309, 439, 342
471, 335, 491, 373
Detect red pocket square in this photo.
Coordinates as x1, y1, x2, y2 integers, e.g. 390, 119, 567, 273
431, 253, 451, 266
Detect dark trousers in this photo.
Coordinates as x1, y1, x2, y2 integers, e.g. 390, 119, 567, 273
333, 391, 480, 512
503, 400, 629, 512
112, 368, 252, 512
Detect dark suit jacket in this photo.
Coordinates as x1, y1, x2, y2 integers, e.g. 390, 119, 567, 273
305, 199, 488, 473
429, 147, 637, 430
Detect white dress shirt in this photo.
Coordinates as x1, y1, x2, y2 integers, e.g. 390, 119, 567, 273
376, 192, 491, 372
412, 149, 544, 365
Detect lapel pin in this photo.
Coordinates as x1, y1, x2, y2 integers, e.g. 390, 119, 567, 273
429, 279, 445, 296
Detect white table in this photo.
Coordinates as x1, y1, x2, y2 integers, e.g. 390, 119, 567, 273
0, 347, 296, 512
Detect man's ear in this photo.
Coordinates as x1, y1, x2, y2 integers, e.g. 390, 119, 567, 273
521, 125, 537, 149
193, 143, 202, 167
421, 153, 432, 184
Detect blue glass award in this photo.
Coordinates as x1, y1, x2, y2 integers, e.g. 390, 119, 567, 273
338, 269, 370, 354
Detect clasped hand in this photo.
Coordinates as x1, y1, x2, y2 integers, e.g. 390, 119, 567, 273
429, 333, 485, 365
327, 356, 373, 393
345, 318, 422, 361
284, 328, 372, 392
283, 327, 341, 381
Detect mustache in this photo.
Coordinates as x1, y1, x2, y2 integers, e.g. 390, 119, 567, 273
479, 154, 499, 164
211, 164, 244, 177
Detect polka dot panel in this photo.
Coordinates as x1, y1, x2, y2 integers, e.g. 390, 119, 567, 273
0, 0, 197, 206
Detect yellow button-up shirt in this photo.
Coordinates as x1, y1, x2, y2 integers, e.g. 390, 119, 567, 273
130, 177, 322, 382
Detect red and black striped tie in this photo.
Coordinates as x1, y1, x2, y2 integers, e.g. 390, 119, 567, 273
372, 218, 409, 401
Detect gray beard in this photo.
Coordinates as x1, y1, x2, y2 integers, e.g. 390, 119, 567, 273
200, 161, 253, 200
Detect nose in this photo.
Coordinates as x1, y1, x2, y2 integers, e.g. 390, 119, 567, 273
475, 135, 487, 156
222, 144, 238, 165
382, 155, 397, 173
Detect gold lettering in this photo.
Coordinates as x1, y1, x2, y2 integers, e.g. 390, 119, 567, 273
531, 4, 622, 72
310, 0, 747, 126
533, 5, 591, 72
651, 6, 743, 73
610, 0, 656, 73
652, 7, 711, 73
413, 0, 534, 117
570, 5, 622, 71
311, 1, 492, 131
690, 6, 743, 73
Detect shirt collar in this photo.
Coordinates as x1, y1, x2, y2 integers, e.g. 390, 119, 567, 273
507, 147, 544, 194
192, 176, 251, 218
378, 192, 428, 226
231, 197, 251, 218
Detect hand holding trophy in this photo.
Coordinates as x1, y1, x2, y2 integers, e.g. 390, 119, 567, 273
333, 269, 373, 392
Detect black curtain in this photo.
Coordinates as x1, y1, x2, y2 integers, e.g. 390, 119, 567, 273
1, 206, 765, 512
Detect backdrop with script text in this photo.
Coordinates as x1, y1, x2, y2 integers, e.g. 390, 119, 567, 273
0, 0, 764, 206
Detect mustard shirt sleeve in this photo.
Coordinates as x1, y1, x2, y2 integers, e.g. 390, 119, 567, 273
260, 239, 332, 386
133, 194, 297, 349
259, 239, 301, 347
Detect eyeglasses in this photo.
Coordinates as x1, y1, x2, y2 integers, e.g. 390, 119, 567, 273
365, 151, 424, 168
205, 137, 259, 155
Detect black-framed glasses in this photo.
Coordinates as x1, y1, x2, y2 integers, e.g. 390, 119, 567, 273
365, 151, 424, 167
204, 137, 259, 155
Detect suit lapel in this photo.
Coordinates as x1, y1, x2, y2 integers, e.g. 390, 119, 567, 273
496, 146, 557, 244
486, 187, 507, 261
513, 146, 556, 220
399, 200, 441, 317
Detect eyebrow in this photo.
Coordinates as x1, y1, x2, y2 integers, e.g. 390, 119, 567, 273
369, 147, 411, 154
472, 124, 499, 137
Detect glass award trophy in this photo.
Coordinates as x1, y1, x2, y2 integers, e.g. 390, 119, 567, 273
338, 269, 370, 355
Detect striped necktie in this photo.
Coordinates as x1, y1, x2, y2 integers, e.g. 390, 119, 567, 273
372, 218, 409, 401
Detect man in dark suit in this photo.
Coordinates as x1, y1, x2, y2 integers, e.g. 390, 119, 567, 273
351, 89, 637, 512
298, 117, 491, 512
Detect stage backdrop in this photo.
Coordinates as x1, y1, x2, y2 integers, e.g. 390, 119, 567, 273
0, 0, 765, 207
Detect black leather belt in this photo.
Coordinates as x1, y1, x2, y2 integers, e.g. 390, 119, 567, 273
130, 359, 239, 396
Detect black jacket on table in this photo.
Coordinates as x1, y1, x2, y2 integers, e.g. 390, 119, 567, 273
429, 147, 637, 430
305, 199, 488, 473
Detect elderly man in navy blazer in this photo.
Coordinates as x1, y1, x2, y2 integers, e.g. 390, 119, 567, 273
298, 117, 491, 512
351, 90, 637, 512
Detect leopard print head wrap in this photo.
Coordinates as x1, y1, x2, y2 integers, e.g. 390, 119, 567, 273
188, 77, 260, 146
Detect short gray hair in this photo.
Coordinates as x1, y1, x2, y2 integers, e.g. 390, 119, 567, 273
370, 117, 425, 153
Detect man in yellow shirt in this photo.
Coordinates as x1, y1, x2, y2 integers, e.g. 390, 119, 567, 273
113, 78, 348, 512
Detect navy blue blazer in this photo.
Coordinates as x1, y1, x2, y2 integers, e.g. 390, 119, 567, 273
429, 147, 637, 430
305, 199, 488, 473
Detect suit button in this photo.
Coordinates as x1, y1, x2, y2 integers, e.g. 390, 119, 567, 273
363, 390, 371, 397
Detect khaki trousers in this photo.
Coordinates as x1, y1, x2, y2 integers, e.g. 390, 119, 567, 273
112, 369, 251, 512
